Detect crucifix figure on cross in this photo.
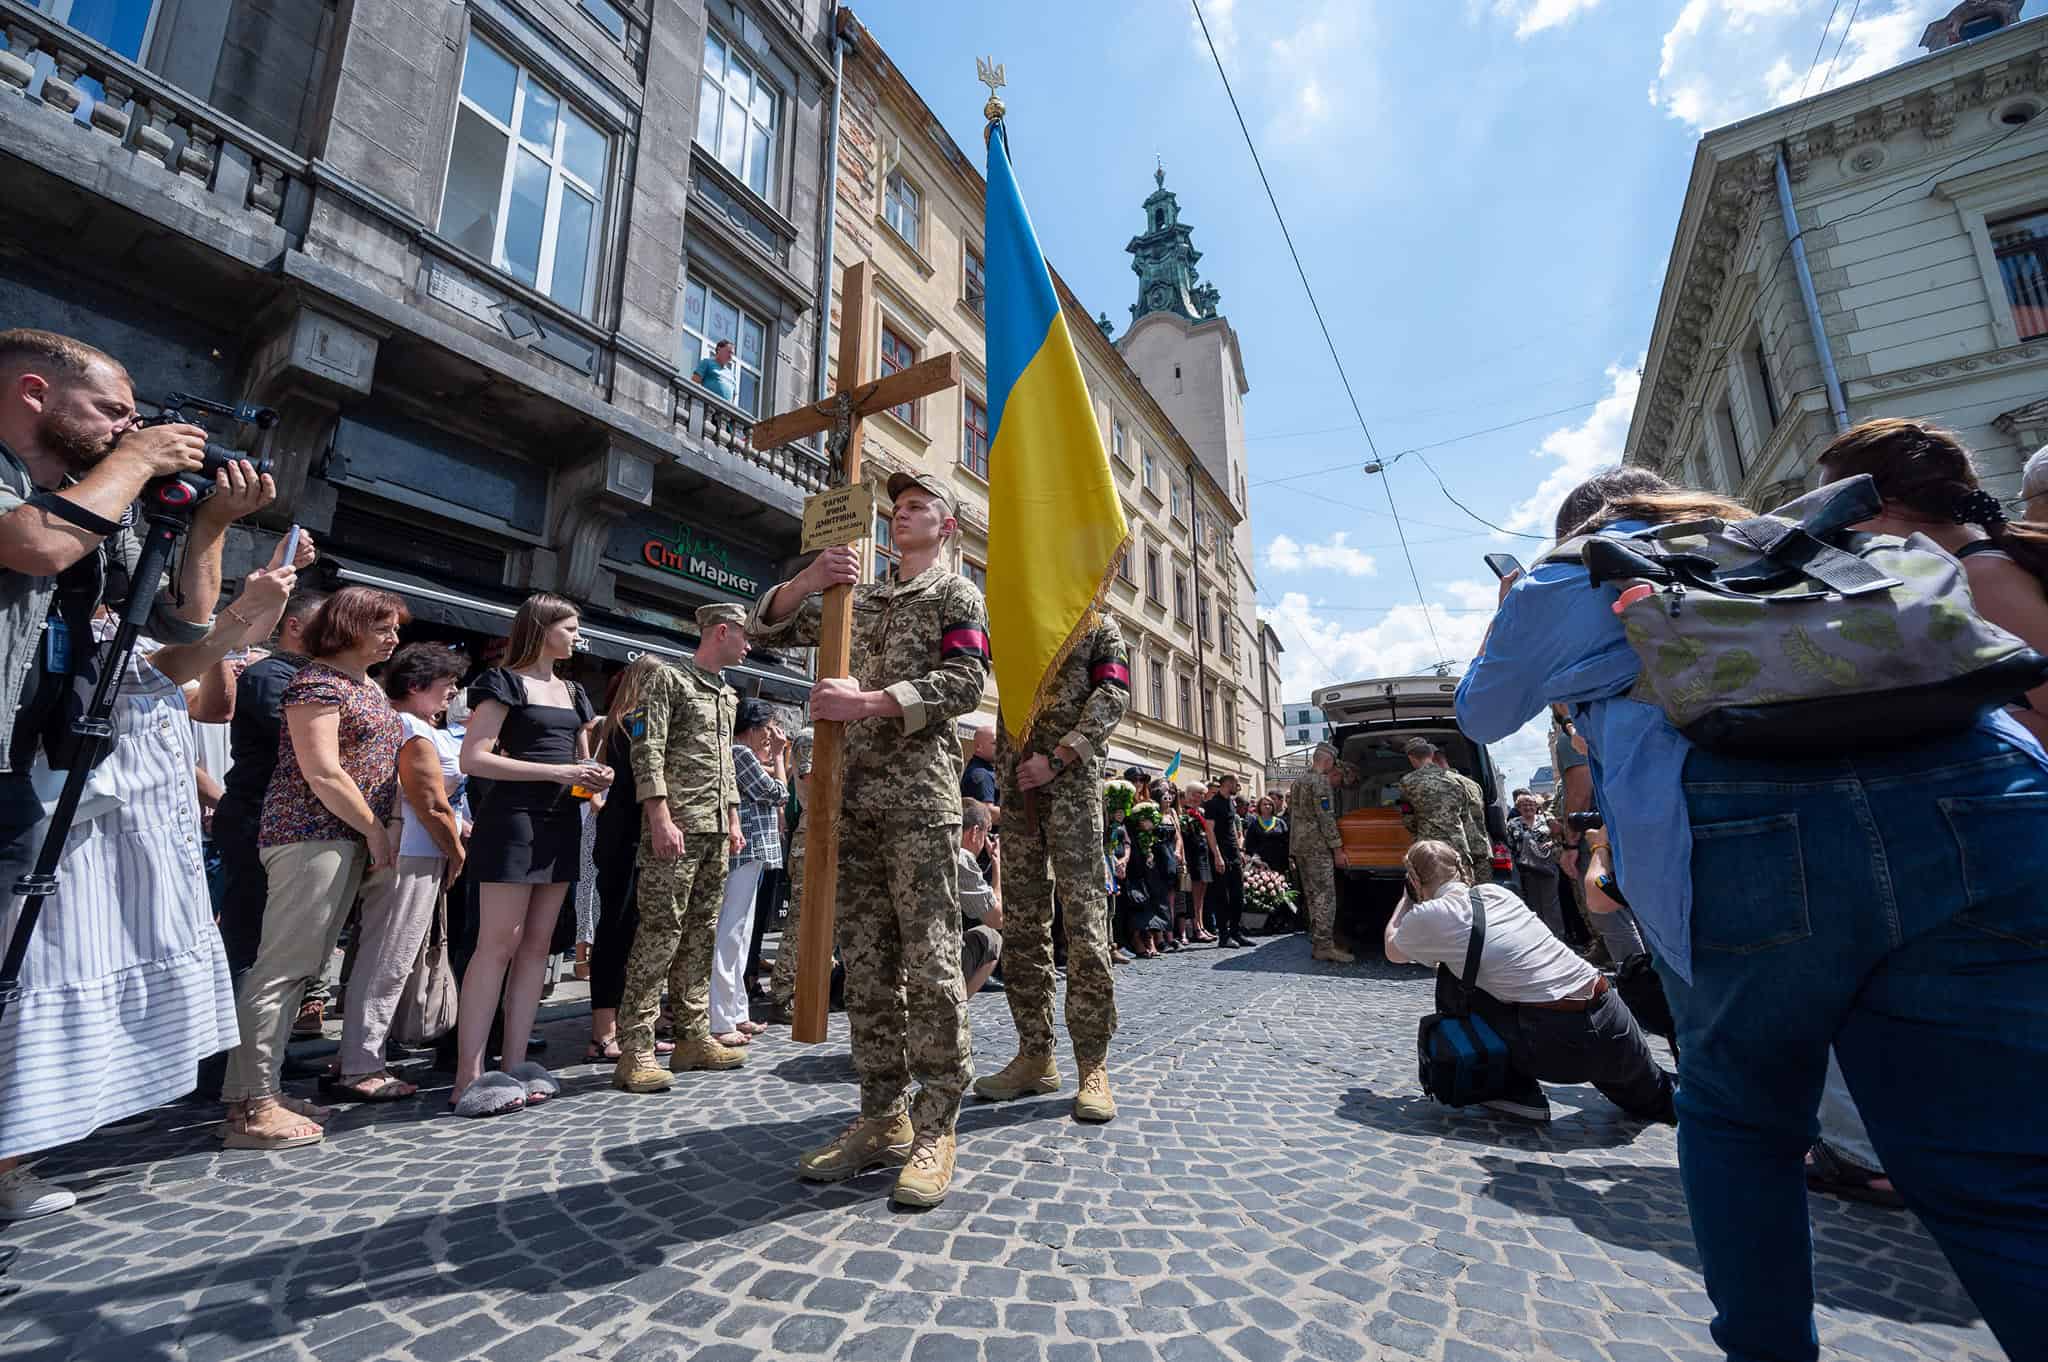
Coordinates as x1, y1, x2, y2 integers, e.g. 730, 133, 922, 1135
750, 260, 965, 1044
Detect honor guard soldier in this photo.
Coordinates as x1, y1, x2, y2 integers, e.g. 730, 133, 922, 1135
613, 604, 751, 1093
973, 617, 1131, 1121
1290, 743, 1354, 963
749, 471, 991, 1206
1398, 738, 1487, 876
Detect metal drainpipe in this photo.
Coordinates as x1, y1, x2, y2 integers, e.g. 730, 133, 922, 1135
1187, 455, 1214, 779
814, 10, 846, 403
1774, 143, 1851, 434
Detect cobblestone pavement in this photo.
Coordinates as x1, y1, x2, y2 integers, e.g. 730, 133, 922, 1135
0, 936, 2003, 1362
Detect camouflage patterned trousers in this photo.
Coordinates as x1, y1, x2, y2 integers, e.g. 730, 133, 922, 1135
617, 835, 725, 1057
1002, 786, 1117, 1067
838, 812, 970, 1133
768, 823, 805, 1008
1297, 849, 1337, 952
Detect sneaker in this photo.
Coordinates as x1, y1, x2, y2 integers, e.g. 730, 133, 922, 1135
798, 1111, 915, 1183
892, 1129, 956, 1207
1482, 1095, 1554, 1122
0, 1165, 77, 1221
972, 1053, 1060, 1102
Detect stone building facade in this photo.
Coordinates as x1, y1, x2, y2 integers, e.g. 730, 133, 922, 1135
829, 11, 1258, 783
1626, 4, 2048, 510
0, 0, 838, 696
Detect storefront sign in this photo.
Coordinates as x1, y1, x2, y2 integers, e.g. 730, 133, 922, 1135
640, 526, 765, 597
801, 483, 876, 553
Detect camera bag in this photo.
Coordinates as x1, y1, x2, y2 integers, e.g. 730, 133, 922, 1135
1416, 892, 1513, 1107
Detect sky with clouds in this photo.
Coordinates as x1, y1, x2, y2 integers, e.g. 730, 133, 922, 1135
857, 0, 2048, 784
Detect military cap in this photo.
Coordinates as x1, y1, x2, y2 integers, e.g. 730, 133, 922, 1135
886, 469, 955, 516
696, 602, 748, 630
1403, 737, 1438, 758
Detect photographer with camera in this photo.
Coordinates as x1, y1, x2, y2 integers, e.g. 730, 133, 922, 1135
0, 330, 257, 881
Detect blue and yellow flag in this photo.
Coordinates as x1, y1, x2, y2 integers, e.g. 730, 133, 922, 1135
983, 117, 1130, 744
1163, 751, 1183, 782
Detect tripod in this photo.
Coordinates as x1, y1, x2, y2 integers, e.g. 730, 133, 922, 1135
0, 476, 209, 1024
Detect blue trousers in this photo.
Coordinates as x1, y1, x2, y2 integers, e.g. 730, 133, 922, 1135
1656, 727, 2048, 1362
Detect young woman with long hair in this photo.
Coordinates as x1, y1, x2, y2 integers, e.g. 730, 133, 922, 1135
1457, 466, 2048, 1360
584, 653, 666, 1062
453, 594, 612, 1115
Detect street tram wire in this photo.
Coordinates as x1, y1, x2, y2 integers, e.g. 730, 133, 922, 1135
1191, 0, 1444, 659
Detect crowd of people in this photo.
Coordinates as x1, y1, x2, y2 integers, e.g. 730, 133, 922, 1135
1, 323, 2045, 1360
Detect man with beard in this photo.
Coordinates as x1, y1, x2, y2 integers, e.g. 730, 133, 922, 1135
0, 329, 253, 880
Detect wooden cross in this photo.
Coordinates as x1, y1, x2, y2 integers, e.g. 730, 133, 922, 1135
751, 260, 962, 1044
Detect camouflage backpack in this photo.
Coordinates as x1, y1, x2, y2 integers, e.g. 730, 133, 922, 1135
1544, 475, 2048, 755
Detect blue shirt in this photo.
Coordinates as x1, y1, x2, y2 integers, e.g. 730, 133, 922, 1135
693, 356, 736, 403
1456, 525, 2048, 982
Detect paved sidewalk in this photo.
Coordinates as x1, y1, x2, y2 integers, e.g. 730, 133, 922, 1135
0, 937, 2002, 1361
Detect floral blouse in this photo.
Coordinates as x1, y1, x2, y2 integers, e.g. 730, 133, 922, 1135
259, 661, 404, 848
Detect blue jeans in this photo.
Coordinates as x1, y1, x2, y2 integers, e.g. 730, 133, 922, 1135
1655, 728, 2048, 1362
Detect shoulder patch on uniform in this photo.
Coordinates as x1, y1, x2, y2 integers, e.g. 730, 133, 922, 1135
627, 711, 648, 739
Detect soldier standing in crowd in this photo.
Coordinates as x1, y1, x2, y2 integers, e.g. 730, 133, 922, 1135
612, 605, 750, 1093
1289, 743, 1354, 963
1434, 749, 1491, 865
1398, 738, 1486, 875
973, 616, 1131, 1122
760, 727, 813, 1026
749, 471, 991, 1207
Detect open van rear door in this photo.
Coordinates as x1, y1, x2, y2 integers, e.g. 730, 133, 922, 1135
1313, 675, 1461, 726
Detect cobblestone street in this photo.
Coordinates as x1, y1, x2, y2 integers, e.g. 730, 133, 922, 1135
0, 937, 2002, 1362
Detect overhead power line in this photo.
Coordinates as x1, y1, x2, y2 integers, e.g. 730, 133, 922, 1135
1189, 0, 1445, 662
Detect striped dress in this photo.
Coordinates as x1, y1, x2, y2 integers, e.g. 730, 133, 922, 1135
0, 647, 238, 1159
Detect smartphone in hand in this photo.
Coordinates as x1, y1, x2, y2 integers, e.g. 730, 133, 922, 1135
282, 524, 303, 567
1483, 552, 1524, 581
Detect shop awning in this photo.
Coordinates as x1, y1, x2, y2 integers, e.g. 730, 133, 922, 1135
329, 559, 814, 704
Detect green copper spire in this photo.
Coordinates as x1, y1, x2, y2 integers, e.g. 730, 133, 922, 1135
1127, 161, 1221, 325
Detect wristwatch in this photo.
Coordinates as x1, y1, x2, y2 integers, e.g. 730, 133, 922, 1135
1047, 752, 1068, 777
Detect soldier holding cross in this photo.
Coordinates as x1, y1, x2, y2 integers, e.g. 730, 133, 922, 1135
748, 471, 991, 1207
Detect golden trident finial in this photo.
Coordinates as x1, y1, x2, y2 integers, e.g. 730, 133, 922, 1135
977, 56, 1006, 123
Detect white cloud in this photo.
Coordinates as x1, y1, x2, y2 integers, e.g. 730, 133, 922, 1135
1501, 361, 1643, 539
1190, 1, 1365, 146
1494, 0, 1604, 39
1651, 0, 1944, 133
1259, 588, 1554, 788
1193, 0, 1239, 60
1264, 531, 1377, 577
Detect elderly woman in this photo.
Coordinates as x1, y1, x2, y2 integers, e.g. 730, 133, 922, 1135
218, 586, 408, 1149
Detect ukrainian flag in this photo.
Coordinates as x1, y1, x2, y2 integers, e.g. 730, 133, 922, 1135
983, 116, 1130, 744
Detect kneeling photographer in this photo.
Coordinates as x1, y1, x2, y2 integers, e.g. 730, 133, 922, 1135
1387, 839, 1675, 1125
0, 329, 256, 875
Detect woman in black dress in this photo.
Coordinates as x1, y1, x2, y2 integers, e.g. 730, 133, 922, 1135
453, 594, 613, 1115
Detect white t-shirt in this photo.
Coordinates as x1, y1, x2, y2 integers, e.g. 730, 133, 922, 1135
1391, 882, 1599, 1004
397, 713, 465, 859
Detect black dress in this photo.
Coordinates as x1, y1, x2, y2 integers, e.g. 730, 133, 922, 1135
466, 667, 595, 884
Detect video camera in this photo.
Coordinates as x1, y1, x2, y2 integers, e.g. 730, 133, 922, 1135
133, 391, 276, 514
1565, 810, 1604, 833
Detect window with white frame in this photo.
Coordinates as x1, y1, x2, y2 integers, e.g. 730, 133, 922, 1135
1142, 446, 1157, 494
1178, 674, 1193, 731
681, 277, 768, 415
1115, 540, 1134, 585
1111, 420, 1129, 467
1151, 660, 1167, 720
1170, 474, 1186, 524
1173, 570, 1189, 624
1991, 208, 2048, 342
696, 27, 779, 198
443, 31, 610, 317
963, 244, 986, 320
1145, 547, 1163, 604
885, 169, 921, 251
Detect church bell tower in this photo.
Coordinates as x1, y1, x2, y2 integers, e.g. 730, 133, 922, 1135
1127, 163, 1222, 325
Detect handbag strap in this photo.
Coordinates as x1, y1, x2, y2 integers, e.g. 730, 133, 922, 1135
1460, 889, 1488, 995
1721, 516, 1897, 597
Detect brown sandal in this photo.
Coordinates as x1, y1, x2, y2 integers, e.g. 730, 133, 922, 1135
221, 1099, 324, 1150
329, 1073, 417, 1103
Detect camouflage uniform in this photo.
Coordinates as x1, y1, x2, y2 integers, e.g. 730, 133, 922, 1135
1288, 767, 1341, 952
1398, 764, 1487, 872
616, 659, 737, 1059
768, 728, 814, 1009
748, 564, 991, 1133
994, 619, 1130, 1067
1447, 768, 1491, 868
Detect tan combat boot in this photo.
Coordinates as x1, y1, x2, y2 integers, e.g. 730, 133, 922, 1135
891, 1128, 957, 1207
612, 1057, 673, 1093
971, 1052, 1060, 1101
1073, 1063, 1117, 1123
797, 1110, 915, 1183
670, 1036, 747, 1072
1312, 944, 1357, 963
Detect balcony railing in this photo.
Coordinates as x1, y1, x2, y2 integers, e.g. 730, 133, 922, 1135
0, 0, 305, 226
674, 381, 832, 495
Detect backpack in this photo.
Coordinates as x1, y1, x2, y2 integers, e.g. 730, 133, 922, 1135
1416, 891, 1514, 1107
1546, 475, 2048, 755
